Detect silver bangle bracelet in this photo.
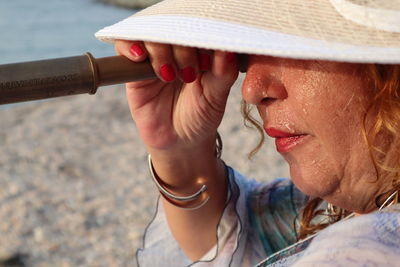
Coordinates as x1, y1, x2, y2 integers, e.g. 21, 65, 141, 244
161, 192, 211, 211
148, 154, 208, 202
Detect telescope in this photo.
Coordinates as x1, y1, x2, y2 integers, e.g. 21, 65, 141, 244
0, 53, 247, 105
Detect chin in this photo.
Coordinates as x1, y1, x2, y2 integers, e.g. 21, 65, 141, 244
288, 162, 340, 198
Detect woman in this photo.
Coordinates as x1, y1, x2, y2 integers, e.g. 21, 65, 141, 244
96, 0, 400, 266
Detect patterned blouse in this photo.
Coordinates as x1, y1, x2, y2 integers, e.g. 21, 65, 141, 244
137, 166, 400, 266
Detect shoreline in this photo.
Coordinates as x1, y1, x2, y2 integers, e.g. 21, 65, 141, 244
97, 0, 161, 9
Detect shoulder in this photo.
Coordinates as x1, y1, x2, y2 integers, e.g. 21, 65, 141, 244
294, 205, 400, 266
228, 166, 306, 207
228, 166, 308, 215
249, 178, 307, 214
228, 167, 309, 254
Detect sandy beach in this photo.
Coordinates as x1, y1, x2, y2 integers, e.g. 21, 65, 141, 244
0, 73, 289, 266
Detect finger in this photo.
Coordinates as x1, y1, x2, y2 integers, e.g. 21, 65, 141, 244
212, 51, 238, 80
198, 49, 212, 72
114, 40, 147, 62
114, 40, 160, 90
144, 42, 177, 83
202, 51, 239, 103
172, 45, 199, 84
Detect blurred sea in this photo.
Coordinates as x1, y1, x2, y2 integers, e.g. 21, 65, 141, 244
0, 0, 133, 64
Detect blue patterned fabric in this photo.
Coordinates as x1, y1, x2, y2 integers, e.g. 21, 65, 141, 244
289, 205, 400, 266
137, 166, 400, 266
248, 178, 308, 256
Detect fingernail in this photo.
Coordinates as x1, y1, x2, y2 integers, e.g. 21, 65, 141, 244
226, 52, 236, 63
130, 44, 144, 57
180, 67, 196, 83
160, 64, 176, 82
199, 53, 211, 71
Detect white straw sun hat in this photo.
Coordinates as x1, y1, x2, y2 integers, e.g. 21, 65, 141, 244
96, 0, 400, 64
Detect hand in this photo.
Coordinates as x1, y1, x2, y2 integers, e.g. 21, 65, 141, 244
115, 40, 238, 260
115, 40, 239, 153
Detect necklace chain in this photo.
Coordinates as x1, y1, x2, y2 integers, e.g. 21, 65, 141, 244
326, 190, 399, 220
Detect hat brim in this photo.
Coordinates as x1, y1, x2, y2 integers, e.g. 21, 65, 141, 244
95, 15, 400, 64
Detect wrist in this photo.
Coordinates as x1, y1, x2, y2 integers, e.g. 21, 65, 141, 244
147, 134, 223, 195
147, 133, 217, 168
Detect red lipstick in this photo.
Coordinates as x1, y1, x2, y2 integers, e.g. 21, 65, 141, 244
265, 128, 308, 153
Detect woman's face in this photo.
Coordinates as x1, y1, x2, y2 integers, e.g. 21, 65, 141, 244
242, 55, 388, 212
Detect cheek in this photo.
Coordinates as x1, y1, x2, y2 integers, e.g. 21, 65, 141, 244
304, 92, 367, 174
297, 72, 366, 157
288, 105, 362, 196
284, 70, 371, 197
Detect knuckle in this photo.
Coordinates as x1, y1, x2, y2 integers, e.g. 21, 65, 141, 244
173, 46, 197, 66
145, 43, 172, 62
114, 40, 129, 55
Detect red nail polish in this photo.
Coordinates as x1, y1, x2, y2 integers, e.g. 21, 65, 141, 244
199, 54, 211, 71
130, 44, 144, 57
226, 52, 236, 63
180, 67, 196, 83
160, 64, 176, 82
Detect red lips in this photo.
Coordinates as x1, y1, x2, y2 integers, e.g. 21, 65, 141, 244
265, 128, 296, 138
265, 127, 308, 153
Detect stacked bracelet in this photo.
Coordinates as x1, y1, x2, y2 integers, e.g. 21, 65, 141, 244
147, 133, 222, 210
148, 154, 210, 210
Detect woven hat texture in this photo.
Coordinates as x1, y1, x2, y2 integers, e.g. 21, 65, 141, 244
96, 0, 400, 63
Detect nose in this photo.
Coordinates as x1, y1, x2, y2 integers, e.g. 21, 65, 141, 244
241, 56, 288, 105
